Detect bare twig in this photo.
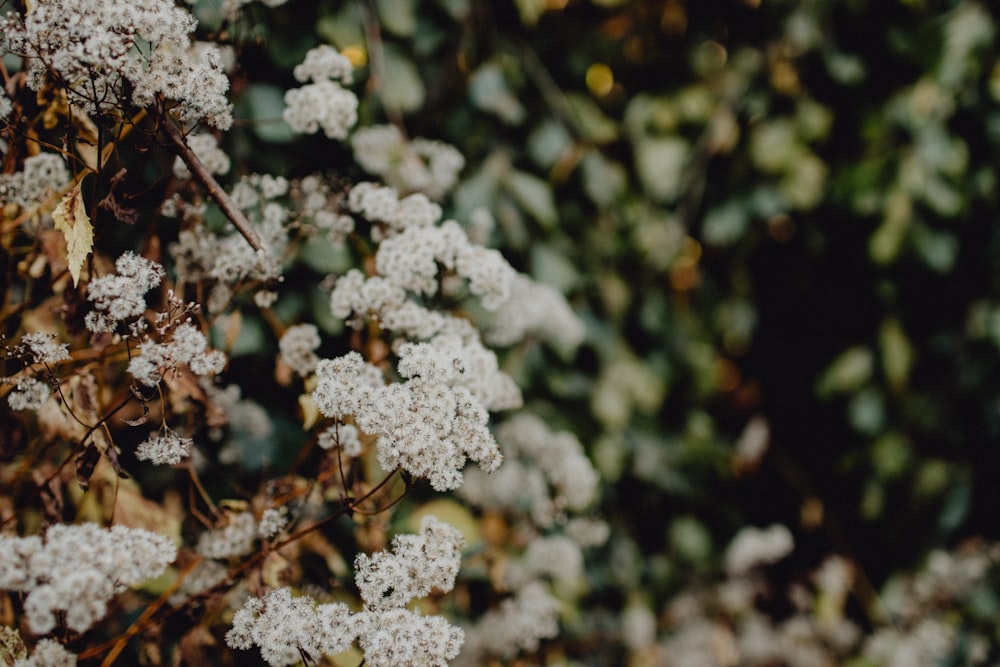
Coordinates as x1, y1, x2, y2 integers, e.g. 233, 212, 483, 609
159, 118, 265, 252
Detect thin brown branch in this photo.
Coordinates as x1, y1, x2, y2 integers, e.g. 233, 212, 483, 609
159, 117, 264, 252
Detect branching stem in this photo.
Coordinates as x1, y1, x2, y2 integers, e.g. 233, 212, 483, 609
159, 117, 264, 252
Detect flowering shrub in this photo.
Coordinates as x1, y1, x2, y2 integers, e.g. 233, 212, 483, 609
4, 0, 1000, 665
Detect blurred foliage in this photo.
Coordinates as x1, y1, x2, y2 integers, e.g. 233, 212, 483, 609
8, 0, 1000, 662
213, 0, 1000, 645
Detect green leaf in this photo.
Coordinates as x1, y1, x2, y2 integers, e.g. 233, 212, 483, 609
376, 0, 416, 36
381, 47, 425, 113
634, 137, 688, 202
469, 62, 526, 125
241, 84, 295, 144
817, 346, 873, 397
504, 169, 557, 228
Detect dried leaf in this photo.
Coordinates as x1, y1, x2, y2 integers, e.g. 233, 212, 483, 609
75, 442, 100, 489
52, 180, 94, 286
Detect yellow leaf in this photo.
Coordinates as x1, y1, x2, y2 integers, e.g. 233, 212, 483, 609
52, 180, 94, 286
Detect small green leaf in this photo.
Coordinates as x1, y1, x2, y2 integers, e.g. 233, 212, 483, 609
504, 169, 557, 227
381, 47, 425, 113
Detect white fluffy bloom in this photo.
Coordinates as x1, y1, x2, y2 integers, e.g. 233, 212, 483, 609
0, 523, 175, 634
85, 252, 165, 332
172, 133, 230, 179
458, 581, 561, 662
355, 516, 464, 610
20, 332, 70, 364
1, 0, 232, 127
196, 511, 258, 559
312, 342, 504, 491
278, 324, 321, 377
14, 639, 76, 667
460, 412, 598, 527
127, 322, 226, 387
724, 524, 794, 576
293, 45, 353, 84
7, 377, 51, 411
0, 153, 71, 211
351, 124, 465, 199
226, 588, 357, 666
485, 273, 586, 349
228, 517, 465, 666
283, 80, 358, 140
135, 430, 193, 465
257, 509, 287, 539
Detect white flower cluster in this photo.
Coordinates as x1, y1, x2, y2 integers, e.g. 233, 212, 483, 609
6, 377, 51, 412
14, 639, 76, 667
85, 252, 165, 333
19, 332, 70, 365
0, 523, 176, 634
135, 428, 193, 465
724, 523, 795, 576
1, 0, 232, 128
351, 124, 466, 199
278, 323, 320, 377
127, 321, 226, 387
457, 581, 561, 664
172, 132, 230, 179
317, 422, 362, 456
484, 273, 586, 350
460, 412, 599, 527
226, 516, 465, 667
196, 511, 258, 559
312, 338, 508, 491
169, 181, 288, 312
346, 182, 443, 238
0, 153, 70, 212
283, 46, 358, 140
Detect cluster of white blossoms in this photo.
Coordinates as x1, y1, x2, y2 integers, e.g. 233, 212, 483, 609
312, 339, 508, 491
5, 377, 51, 412
1, 0, 232, 128
196, 511, 259, 559
84, 252, 166, 333
14, 638, 77, 667
172, 132, 230, 179
134, 427, 193, 466
127, 320, 226, 387
457, 581, 562, 664
484, 273, 587, 350
278, 323, 321, 377
0, 153, 70, 212
227, 516, 465, 666
168, 174, 291, 313
351, 124, 466, 200
283, 45, 358, 140
0, 523, 175, 634
723, 523, 795, 576
460, 412, 599, 528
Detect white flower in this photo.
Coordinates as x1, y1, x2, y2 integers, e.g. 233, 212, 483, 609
283, 81, 358, 140
724, 524, 794, 576
293, 45, 353, 84
278, 324, 321, 377
20, 332, 70, 364
0, 523, 175, 634
172, 133, 230, 179
196, 511, 258, 559
7, 377, 51, 411
15, 638, 77, 667
135, 430, 192, 465
86, 252, 165, 332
